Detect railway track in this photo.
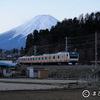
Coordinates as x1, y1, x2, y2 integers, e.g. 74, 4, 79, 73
21, 64, 100, 70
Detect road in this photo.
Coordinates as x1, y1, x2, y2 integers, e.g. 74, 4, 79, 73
0, 78, 86, 91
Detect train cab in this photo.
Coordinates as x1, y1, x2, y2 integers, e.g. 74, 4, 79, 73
69, 52, 79, 65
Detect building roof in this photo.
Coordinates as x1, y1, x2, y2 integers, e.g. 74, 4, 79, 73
0, 62, 16, 67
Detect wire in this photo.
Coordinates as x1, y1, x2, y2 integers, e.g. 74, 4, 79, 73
68, 34, 95, 40
68, 33, 100, 40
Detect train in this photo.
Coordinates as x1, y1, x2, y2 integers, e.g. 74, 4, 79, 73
18, 52, 79, 65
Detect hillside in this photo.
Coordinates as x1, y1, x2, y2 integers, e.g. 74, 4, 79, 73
0, 15, 59, 49
25, 12, 100, 64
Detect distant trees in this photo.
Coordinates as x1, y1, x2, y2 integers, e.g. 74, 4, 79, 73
13, 48, 18, 54
0, 49, 2, 53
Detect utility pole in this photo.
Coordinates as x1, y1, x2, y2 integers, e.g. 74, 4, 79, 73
65, 37, 68, 52
95, 31, 97, 69
34, 45, 37, 56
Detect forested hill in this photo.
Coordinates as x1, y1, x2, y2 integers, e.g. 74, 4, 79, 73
24, 12, 100, 64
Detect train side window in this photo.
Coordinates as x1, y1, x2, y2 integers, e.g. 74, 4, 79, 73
58, 55, 59, 59
36, 58, 38, 60
45, 57, 47, 60
62, 55, 64, 58
66, 54, 68, 58
53, 56, 55, 59
33, 58, 34, 60
51, 56, 53, 59
64, 55, 66, 58
30, 58, 32, 60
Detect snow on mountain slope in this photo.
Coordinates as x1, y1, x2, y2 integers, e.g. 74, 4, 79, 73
0, 15, 59, 49
11, 14, 59, 39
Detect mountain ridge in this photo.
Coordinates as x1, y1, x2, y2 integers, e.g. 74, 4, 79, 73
0, 15, 59, 49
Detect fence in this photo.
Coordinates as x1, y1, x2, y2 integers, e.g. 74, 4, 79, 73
49, 72, 100, 86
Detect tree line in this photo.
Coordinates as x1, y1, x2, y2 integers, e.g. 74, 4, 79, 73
22, 12, 100, 64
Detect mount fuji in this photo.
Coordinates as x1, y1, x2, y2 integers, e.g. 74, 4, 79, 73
0, 15, 59, 50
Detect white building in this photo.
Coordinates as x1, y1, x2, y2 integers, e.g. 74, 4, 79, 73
27, 66, 45, 78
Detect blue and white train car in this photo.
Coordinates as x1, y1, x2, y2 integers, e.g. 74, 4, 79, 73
18, 52, 79, 65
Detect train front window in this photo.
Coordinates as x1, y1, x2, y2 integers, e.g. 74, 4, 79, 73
70, 54, 78, 58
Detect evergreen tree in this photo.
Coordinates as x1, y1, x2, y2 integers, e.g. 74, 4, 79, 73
33, 30, 38, 44
13, 48, 18, 54
25, 33, 34, 54
20, 47, 24, 56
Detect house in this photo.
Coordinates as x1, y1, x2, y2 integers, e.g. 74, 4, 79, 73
0, 60, 16, 77
27, 66, 48, 78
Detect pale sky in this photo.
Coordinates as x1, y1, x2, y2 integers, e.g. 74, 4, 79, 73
0, 0, 100, 34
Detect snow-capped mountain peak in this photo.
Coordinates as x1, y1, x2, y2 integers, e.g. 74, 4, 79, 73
0, 15, 59, 49
11, 14, 59, 39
